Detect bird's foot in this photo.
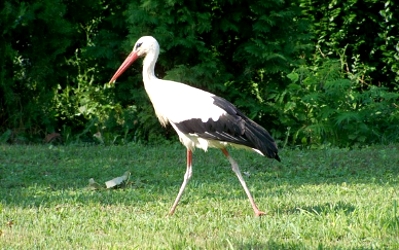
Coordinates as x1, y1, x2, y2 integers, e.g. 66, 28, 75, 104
167, 207, 176, 217
255, 210, 267, 217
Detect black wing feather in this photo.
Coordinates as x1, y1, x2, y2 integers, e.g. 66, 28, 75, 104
175, 96, 280, 161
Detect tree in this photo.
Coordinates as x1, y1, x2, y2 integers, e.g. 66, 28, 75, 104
301, 0, 399, 88
118, 0, 311, 137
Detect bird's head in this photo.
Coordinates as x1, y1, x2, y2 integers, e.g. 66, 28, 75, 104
109, 36, 159, 84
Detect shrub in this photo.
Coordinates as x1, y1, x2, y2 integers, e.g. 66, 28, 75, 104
273, 57, 399, 146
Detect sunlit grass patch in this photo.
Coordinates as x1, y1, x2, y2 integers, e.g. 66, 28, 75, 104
1, 144, 399, 248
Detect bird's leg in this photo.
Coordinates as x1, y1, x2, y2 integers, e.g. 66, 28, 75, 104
221, 148, 266, 216
168, 149, 193, 215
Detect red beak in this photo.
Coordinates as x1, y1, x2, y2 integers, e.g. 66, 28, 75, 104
109, 51, 139, 83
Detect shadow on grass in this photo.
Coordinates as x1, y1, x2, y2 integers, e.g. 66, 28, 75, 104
236, 241, 376, 250
285, 201, 357, 216
234, 240, 305, 250
232, 239, 374, 250
1, 144, 399, 209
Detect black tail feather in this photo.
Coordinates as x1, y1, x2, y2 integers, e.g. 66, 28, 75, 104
244, 119, 280, 161
211, 95, 280, 161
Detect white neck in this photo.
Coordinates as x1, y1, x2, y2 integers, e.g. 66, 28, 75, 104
142, 46, 159, 83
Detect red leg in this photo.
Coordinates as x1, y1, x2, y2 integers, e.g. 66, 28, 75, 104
168, 149, 193, 215
221, 148, 266, 216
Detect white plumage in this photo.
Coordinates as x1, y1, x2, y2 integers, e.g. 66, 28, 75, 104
110, 36, 280, 216
146, 79, 222, 126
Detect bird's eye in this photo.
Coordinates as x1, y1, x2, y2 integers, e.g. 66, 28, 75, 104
135, 42, 143, 49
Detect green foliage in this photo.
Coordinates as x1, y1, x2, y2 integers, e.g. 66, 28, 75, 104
53, 50, 129, 143
0, 0, 73, 137
121, 0, 311, 135
272, 57, 399, 146
0, 0, 132, 142
1, 0, 398, 147
301, 0, 399, 87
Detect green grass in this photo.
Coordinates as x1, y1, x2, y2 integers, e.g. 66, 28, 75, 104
1, 143, 399, 249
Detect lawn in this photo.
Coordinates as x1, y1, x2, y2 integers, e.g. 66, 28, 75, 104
1, 143, 399, 249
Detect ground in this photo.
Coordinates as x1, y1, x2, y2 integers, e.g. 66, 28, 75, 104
1, 144, 398, 248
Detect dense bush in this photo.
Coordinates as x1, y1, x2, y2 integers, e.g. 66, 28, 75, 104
1, 0, 311, 144
272, 57, 399, 146
0, 0, 131, 142
301, 0, 399, 87
1, 1, 73, 140
119, 0, 311, 141
0, 0, 398, 146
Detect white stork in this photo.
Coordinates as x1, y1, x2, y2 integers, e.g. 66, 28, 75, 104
110, 36, 280, 216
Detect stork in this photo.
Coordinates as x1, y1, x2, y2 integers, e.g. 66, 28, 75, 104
110, 36, 280, 216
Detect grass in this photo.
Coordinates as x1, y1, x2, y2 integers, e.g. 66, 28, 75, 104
1, 143, 399, 249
